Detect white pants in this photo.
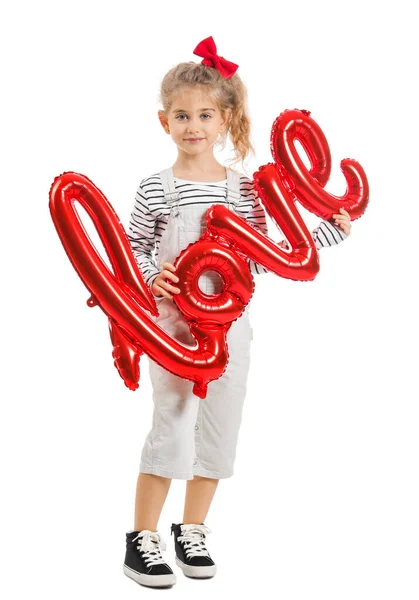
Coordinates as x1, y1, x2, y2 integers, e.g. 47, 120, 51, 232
140, 297, 253, 480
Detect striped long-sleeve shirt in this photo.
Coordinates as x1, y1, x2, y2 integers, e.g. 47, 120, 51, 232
128, 172, 348, 288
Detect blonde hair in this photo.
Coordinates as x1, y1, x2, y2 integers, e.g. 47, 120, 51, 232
158, 61, 256, 175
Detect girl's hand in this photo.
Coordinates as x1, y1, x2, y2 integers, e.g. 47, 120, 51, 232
152, 262, 181, 299
331, 208, 352, 236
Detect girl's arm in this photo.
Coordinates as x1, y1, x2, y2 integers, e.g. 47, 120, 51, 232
127, 183, 161, 291
311, 219, 348, 250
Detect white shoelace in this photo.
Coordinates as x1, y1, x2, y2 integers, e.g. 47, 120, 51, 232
177, 524, 212, 559
132, 531, 167, 567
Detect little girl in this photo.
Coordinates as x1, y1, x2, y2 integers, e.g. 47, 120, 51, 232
123, 36, 351, 589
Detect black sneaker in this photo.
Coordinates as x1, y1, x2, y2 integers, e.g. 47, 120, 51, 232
171, 523, 216, 578
123, 529, 176, 588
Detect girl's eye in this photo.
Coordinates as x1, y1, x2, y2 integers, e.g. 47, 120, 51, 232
175, 114, 211, 120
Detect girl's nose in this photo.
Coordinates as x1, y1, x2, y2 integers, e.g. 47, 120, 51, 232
187, 119, 201, 132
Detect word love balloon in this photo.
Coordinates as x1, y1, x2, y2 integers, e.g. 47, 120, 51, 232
49, 109, 369, 398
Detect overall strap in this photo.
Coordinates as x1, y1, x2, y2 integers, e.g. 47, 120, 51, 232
159, 168, 181, 209
226, 168, 242, 210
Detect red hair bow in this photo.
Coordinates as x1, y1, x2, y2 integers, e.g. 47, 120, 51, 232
193, 36, 239, 79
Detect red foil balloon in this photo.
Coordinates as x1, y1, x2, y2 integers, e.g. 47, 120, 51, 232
268, 108, 369, 220
49, 110, 369, 397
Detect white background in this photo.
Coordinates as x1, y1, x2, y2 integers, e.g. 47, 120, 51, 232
1, 1, 418, 598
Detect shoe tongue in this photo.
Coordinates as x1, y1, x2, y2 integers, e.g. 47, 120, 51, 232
127, 529, 155, 538
181, 524, 206, 537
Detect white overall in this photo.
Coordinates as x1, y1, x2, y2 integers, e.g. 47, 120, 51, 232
140, 167, 253, 480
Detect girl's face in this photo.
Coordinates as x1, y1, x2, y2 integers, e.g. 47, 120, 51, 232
159, 86, 229, 156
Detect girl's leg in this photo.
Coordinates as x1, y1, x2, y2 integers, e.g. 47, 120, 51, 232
134, 473, 172, 531
183, 476, 219, 524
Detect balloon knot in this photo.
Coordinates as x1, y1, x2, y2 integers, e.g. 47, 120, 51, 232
87, 295, 98, 307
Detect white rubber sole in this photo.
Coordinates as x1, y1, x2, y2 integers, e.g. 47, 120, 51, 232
175, 556, 217, 578
123, 563, 176, 587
